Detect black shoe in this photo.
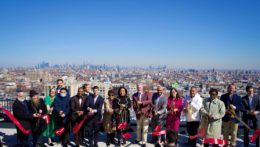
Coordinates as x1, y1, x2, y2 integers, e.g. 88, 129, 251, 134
48, 143, 54, 146
135, 140, 140, 144
149, 139, 156, 144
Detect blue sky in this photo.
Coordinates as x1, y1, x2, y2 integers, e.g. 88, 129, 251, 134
0, 0, 259, 69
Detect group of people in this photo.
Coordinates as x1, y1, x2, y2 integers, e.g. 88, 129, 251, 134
11, 78, 260, 147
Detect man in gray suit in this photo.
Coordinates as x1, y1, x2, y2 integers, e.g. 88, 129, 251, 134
150, 86, 167, 145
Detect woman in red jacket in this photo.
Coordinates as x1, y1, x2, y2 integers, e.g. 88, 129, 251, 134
166, 88, 183, 132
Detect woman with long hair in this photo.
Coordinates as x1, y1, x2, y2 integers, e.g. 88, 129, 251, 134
113, 87, 132, 146
42, 88, 57, 146
103, 90, 116, 146
166, 88, 183, 132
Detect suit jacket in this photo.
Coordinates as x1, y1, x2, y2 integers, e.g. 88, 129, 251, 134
71, 95, 87, 122
12, 99, 33, 130
220, 93, 243, 123
132, 91, 152, 119
151, 93, 167, 119
252, 94, 260, 120
84, 95, 104, 122
242, 95, 257, 120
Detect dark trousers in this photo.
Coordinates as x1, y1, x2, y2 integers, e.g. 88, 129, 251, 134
72, 118, 85, 146
86, 121, 101, 147
57, 118, 70, 146
106, 133, 115, 144
204, 144, 219, 147
74, 127, 84, 146
243, 118, 259, 147
187, 121, 200, 147
16, 128, 29, 146
117, 129, 126, 145
151, 115, 165, 143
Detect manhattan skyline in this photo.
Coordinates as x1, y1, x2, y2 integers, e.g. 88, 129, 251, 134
0, 0, 259, 69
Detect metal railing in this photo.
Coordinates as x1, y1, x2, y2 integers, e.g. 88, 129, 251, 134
0, 99, 15, 121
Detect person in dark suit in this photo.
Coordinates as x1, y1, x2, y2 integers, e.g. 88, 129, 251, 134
56, 79, 64, 94
83, 83, 94, 98
83, 83, 94, 141
84, 86, 104, 147
242, 85, 258, 147
251, 88, 260, 146
220, 84, 243, 147
71, 87, 87, 147
12, 89, 33, 147
28, 90, 47, 147
53, 88, 71, 147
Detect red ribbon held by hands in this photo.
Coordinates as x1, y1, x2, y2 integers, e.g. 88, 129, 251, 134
73, 115, 89, 134
117, 121, 128, 130
0, 107, 31, 134
41, 114, 50, 124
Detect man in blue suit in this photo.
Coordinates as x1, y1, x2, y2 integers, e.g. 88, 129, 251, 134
84, 86, 104, 147
220, 84, 243, 147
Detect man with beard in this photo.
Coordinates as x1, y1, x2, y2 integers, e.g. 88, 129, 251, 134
28, 90, 47, 147
56, 79, 64, 94
12, 89, 33, 147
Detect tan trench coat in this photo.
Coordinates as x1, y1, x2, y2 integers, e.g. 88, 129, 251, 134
200, 98, 226, 138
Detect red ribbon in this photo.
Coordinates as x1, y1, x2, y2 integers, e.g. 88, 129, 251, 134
250, 129, 260, 142
0, 107, 31, 134
150, 130, 167, 136
73, 115, 89, 134
154, 125, 161, 132
117, 121, 127, 130
189, 128, 205, 140
41, 114, 50, 124
122, 132, 132, 140
202, 138, 228, 145
55, 127, 65, 136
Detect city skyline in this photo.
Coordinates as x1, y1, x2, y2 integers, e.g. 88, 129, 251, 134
0, 0, 260, 69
